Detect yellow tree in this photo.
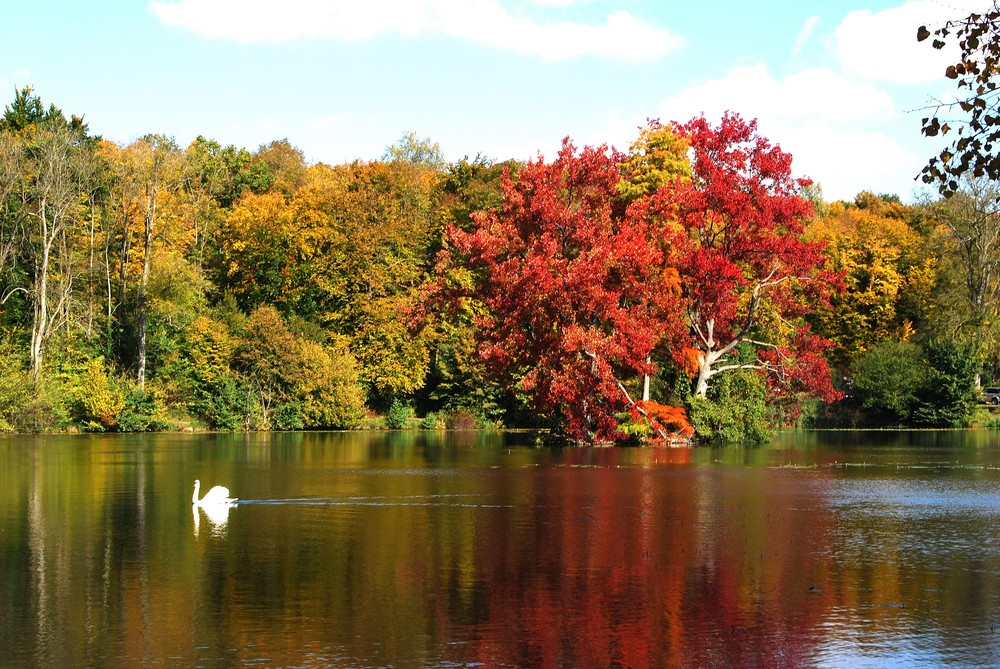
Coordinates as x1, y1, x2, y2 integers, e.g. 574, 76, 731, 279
219, 160, 436, 399
807, 194, 937, 368
617, 119, 691, 201
109, 136, 187, 388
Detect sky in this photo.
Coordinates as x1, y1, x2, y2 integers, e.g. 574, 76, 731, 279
0, 0, 991, 202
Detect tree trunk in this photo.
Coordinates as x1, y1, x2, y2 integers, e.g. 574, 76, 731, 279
642, 356, 651, 402
136, 191, 155, 390
30, 200, 53, 385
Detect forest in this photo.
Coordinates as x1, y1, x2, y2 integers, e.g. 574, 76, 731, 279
1, 86, 998, 443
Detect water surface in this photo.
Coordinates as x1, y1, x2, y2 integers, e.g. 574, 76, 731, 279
2, 430, 1000, 668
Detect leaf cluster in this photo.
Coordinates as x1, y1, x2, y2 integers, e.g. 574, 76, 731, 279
919, 4, 1000, 196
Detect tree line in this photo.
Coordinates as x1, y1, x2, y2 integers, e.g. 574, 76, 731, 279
0, 86, 998, 442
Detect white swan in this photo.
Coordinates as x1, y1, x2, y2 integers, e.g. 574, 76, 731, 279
192, 479, 237, 506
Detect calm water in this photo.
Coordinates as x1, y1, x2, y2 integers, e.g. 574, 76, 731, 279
3, 430, 1000, 668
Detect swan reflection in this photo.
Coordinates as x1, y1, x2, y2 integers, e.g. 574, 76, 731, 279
192, 500, 234, 537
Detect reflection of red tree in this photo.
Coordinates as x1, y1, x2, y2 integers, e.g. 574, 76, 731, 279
444, 467, 834, 668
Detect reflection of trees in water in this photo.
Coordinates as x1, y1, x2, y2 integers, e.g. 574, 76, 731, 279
9, 435, 1000, 668
435, 466, 836, 668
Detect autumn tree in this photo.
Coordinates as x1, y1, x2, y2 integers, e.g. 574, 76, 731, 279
181, 136, 274, 270
929, 178, 1000, 332
383, 131, 447, 171
664, 113, 840, 403
420, 155, 518, 421
0, 91, 97, 384
115, 135, 185, 389
616, 119, 691, 202
254, 139, 307, 200
807, 193, 937, 368
443, 139, 687, 442
918, 2, 1000, 196
232, 305, 364, 429
217, 160, 436, 400
617, 120, 692, 402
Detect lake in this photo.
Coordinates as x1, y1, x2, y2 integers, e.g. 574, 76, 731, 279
2, 430, 1000, 668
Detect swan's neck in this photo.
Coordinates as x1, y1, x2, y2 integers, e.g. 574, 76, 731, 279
192, 481, 200, 505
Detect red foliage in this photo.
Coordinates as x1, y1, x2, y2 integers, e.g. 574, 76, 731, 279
663, 113, 842, 403
445, 140, 686, 442
441, 114, 843, 441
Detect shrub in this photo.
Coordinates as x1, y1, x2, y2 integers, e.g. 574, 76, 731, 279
71, 359, 126, 431
849, 339, 978, 427
0, 344, 32, 432
118, 387, 170, 432
688, 369, 769, 444
296, 339, 366, 429
386, 399, 414, 429
273, 402, 305, 430
444, 410, 479, 430
420, 411, 443, 430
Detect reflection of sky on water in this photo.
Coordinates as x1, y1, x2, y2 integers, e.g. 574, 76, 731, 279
827, 476, 1000, 515
826, 478, 1000, 558
812, 473, 1000, 668
813, 622, 1000, 669
814, 632, 948, 669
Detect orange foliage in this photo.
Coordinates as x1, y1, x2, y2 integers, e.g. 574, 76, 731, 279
679, 346, 701, 377
637, 400, 695, 440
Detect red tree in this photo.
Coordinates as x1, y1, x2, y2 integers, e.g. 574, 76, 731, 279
444, 140, 687, 442
665, 113, 841, 402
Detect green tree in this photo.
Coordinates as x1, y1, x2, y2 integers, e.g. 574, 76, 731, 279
0, 86, 45, 132
383, 131, 446, 171
851, 340, 926, 425
688, 367, 770, 444
927, 179, 1000, 336
848, 338, 977, 427
913, 339, 979, 427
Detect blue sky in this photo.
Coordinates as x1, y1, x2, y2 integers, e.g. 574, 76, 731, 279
0, 0, 988, 201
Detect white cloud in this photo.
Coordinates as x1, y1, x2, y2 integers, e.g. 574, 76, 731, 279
835, 0, 992, 84
793, 16, 820, 56
653, 64, 920, 201
149, 0, 682, 61
779, 123, 922, 202
658, 63, 896, 126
